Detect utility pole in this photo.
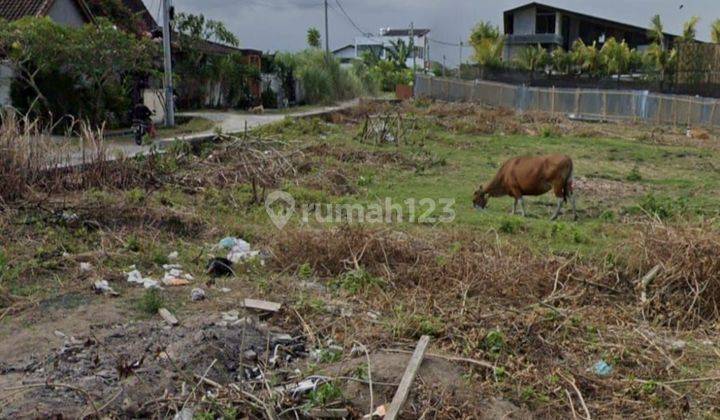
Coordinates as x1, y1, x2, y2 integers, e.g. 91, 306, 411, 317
162, 0, 175, 127
458, 40, 463, 79
410, 21, 416, 75
324, 0, 330, 58
442, 55, 446, 77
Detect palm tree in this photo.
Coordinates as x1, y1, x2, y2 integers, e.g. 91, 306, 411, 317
306, 27, 321, 49
550, 48, 572, 74
572, 39, 602, 77
645, 43, 678, 86
648, 14, 665, 50
680, 16, 700, 42
516, 44, 548, 76
469, 21, 504, 70
600, 38, 631, 81
711, 19, 720, 43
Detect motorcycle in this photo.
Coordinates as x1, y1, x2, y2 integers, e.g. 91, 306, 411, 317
132, 118, 148, 146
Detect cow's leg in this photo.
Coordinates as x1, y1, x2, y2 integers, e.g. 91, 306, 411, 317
519, 196, 527, 217
511, 199, 517, 215
571, 191, 578, 221
551, 197, 563, 221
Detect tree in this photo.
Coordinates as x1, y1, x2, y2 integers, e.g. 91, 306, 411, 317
646, 14, 678, 86
645, 43, 677, 85
0, 17, 155, 124
600, 38, 631, 80
516, 44, 548, 73
648, 14, 666, 50
680, 16, 699, 42
0, 17, 68, 112
175, 13, 239, 47
307, 27, 321, 49
85, 0, 146, 35
469, 21, 504, 68
572, 39, 603, 77
550, 48, 572, 74
174, 13, 251, 108
385, 39, 413, 69
712, 19, 720, 43
68, 18, 156, 123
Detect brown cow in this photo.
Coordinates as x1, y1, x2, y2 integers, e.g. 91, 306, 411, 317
473, 154, 577, 220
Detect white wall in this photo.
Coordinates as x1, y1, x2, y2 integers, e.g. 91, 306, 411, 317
47, 0, 86, 27
0, 63, 13, 108
143, 89, 166, 124
513, 7, 536, 35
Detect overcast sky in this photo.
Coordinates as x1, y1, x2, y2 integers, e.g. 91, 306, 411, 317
142, 0, 719, 65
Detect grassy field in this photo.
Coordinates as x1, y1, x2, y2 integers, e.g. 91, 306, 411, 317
1, 101, 720, 418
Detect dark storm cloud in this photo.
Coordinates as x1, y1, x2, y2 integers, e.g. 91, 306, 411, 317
144, 0, 720, 65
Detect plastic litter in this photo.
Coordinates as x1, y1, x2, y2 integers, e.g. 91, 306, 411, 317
191, 288, 206, 301
219, 237, 240, 249
218, 237, 260, 264
80, 262, 93, 273
167, 251, 179, 261
126, 268, 161, 289
161, 264, 194, 286
92, 280, 119, 296
593, 360, 613, 376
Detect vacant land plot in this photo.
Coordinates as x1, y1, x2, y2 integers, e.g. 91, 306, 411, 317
1, 101, 719, 418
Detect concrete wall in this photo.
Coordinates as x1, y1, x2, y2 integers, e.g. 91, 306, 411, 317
0, 62, 13, 108
513, 7, 536, 35
47, 0, 86, 27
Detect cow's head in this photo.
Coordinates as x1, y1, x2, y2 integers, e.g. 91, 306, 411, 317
473, 188, 487, 210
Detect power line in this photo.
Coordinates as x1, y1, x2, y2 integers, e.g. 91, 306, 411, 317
428, 37, 463, 47
334, 0, 370, 36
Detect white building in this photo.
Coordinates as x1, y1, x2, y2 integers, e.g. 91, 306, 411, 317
333, 27, 430, 69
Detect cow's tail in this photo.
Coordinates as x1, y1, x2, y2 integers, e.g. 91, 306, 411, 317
563, 161, 574, 203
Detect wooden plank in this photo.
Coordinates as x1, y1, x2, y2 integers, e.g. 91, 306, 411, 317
385, 336, 430, 420
243, 298, 282, 312
307, 408, 349, 418
158, 308, 178, 326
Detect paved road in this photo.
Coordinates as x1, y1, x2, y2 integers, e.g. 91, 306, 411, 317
66, 100, 359, 167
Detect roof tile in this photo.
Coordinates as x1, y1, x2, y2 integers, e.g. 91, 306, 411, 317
0, 0, 51, 20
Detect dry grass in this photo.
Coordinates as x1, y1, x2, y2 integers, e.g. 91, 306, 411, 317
265, 224, 719, 417
630, 221, 720, 328
0, 111, 162, 203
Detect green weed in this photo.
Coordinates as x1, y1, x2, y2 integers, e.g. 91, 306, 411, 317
137, 289, 165, 315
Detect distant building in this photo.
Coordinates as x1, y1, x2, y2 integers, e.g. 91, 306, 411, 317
502, 2, 679, 61
333, 27, 430, 69
0, 0, 93, 27
332, 44, 356, 67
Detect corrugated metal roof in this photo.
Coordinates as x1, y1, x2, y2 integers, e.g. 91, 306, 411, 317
380, 28, 430, 37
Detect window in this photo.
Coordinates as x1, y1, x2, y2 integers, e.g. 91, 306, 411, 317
536, 12, 556, 34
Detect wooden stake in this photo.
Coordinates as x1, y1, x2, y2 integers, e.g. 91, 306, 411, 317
385, 336, 430, 420
711, 102, 718, 126
574, 89, 580, 115
551, 87, 556, 116
602, 92, 608, 120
